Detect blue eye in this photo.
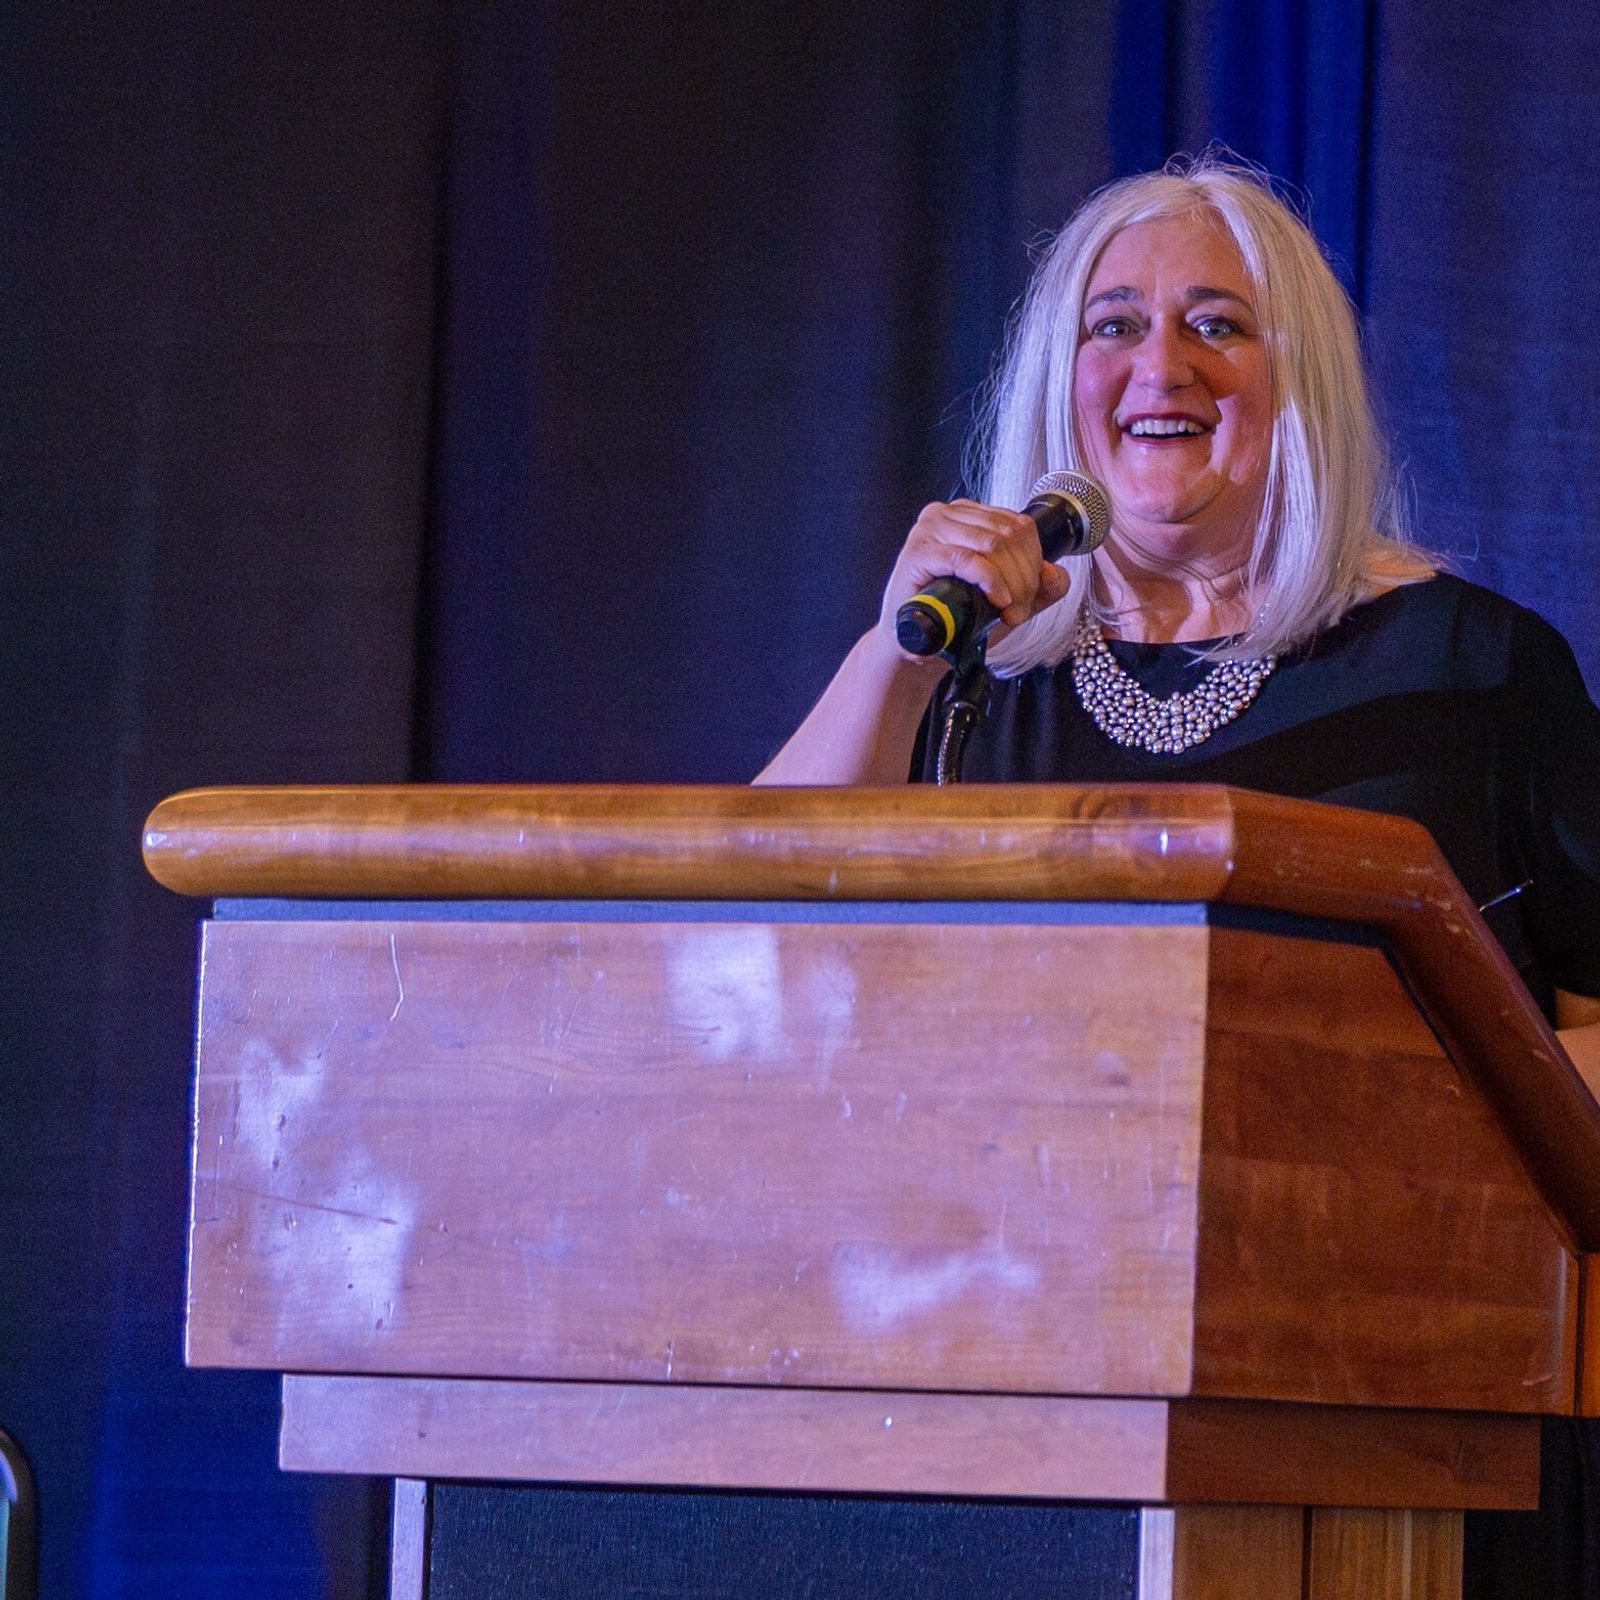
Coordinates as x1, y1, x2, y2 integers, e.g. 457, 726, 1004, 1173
1089, 316, 1136, 338
1193, 316, 1241, 339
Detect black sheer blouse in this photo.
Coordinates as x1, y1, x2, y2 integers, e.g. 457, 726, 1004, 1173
914, 574, 1600, 1011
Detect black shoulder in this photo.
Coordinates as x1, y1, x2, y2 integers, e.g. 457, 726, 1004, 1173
1369, 572, 1525, 634
1443, 576, 1594, 693
1342, 573, 1584, 689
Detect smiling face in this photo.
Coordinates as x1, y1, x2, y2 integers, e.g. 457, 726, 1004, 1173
1072, 213, 1274, 568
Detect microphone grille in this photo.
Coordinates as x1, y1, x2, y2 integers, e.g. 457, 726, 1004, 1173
1030, 470, 1111, 550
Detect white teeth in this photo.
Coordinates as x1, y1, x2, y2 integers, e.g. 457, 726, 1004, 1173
1127, 418, 1206, 437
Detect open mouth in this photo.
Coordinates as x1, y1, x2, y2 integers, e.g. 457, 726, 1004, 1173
1124, 417, 1209, 439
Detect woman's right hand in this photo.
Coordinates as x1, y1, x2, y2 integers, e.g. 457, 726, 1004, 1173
875, 499, 1071, 659
754, 498, 1072, 784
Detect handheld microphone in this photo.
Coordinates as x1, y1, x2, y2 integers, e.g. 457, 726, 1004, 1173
894, 470, 1111, 659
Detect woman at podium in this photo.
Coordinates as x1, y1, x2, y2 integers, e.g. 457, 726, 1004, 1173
757, 155, 1600, 1597
756, 154, 1600, 1086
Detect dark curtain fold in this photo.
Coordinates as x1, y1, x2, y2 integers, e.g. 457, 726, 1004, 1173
1, 4, 443, 1597
3, 1, 1597, 1595
418, 0, 1132, 783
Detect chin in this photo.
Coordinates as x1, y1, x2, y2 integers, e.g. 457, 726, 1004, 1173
1122, 472, 1231, 516
1120, 494, 1216, 528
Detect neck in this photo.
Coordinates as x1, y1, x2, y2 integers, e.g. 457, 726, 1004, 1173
1091, 536, 1254, 643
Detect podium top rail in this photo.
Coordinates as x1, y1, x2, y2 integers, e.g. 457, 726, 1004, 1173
144, 781, 1430, 909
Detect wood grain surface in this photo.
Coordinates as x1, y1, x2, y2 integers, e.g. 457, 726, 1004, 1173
1583, 1254, 1600, 1416
1141, 1505, 1466, 1600
1307, 1508, 1462, 1599
143, 784, 1600, 1248
281, 1376, 1173, 1499
189, 916, 1209, 1393
187, 909, 1577, 1417
1194, 928, 1575, 1414
1163, 1401, 1537, 1511
1139, 1505, 1304, 1600
143, 783, 1239, 902
278, 1377, 1539, 1510
389, 1480, 425, 1600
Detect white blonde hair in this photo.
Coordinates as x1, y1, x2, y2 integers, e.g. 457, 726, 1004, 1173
977, 154, 1434, 674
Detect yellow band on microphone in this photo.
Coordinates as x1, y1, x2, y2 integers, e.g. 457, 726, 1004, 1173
915, 593, 958, 652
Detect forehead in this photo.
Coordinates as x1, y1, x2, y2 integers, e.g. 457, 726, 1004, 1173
1085, 213, 1255, 301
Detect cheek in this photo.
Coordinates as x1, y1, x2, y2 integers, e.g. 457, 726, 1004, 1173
1217, 368, 1274, 476
1070, 354, 1122, 432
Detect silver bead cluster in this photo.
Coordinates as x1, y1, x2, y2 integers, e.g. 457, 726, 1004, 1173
1070, 616, 1276, 755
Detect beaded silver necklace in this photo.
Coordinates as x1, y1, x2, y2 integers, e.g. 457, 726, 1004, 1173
1070, 613, 1277, 755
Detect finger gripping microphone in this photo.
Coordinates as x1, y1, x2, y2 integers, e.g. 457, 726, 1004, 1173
895, 471, 1112, 658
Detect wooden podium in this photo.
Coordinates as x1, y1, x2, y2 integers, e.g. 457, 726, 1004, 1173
143, 784, 1600, 1599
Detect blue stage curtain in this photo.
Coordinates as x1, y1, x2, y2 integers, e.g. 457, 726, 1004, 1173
3, 2, 1597, 1595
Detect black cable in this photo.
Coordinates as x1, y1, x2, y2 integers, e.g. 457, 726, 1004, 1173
934, 642, 993, 785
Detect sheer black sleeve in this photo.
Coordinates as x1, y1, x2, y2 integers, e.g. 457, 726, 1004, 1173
1509, 611, 1600, 998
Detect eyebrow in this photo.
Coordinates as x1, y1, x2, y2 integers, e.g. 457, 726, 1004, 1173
1085, 284, 1255, 311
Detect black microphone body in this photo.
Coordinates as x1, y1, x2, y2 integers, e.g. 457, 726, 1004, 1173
895, 471, 1111, 659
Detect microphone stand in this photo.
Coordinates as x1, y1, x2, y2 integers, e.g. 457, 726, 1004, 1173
933, 631, 993, 786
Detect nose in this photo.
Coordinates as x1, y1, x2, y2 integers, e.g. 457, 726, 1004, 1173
1131, 319, 1195, 391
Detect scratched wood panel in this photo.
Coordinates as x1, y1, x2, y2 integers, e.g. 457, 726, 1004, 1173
145, 783, 1600, 1250
1193, 928, 1577, 1414
280, 1376, 1174, 1499
189, 917, 1209, 1393
280, 1376, 1540, 1510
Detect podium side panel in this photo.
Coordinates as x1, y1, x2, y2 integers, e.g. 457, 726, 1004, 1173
1194, 927, 1577, 1414
188, 913, 1208, 1396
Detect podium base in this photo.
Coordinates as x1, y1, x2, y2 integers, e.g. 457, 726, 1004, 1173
393, 1484, 1464, 1600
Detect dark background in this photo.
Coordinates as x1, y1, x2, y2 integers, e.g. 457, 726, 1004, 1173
3, 1, 1597, 1594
